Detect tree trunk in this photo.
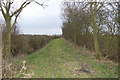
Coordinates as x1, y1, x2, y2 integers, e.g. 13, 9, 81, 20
5, 17, 13, 78
93, 18, 100, 59
0, 26, 2, 79
74, 26, 77, 44
73, 20, 77, 44
91, 3, 100, 59
6, 18, 12, 60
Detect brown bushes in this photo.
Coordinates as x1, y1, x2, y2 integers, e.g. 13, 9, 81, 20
11, 34, 61, 56
2, 26, 61, 57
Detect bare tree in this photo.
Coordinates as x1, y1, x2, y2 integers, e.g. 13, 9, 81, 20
0, 0, 44, 60
61, 1, 118, 60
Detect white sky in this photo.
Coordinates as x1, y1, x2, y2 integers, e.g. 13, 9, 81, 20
0, 0, 63, 35
19, 0, 63, 35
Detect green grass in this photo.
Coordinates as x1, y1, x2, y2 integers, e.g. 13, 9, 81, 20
14, 38, 118, 78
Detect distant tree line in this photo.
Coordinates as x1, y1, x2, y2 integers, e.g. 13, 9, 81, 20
61, 2, 119, 62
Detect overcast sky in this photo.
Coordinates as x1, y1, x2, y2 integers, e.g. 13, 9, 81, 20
0, 0, 63, 35
19, 0, 63, 35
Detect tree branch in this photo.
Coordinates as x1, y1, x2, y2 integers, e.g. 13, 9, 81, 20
0, 1, 6, 18
34, 1, 45, 9
11, 8, 22, 29
6, 1, 12, 13
10, 0, 31, 17
97, 3, 104, 12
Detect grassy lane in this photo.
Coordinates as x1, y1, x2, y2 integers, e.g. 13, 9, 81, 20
15, 38, 118, 78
